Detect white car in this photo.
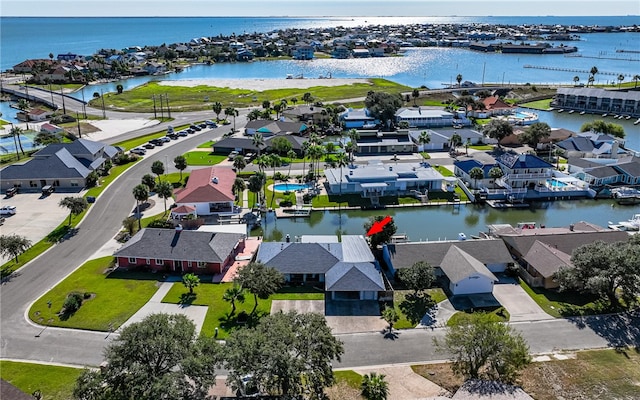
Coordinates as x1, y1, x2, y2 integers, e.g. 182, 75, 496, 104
130, 147, 147, 155
0, 205, 17, 215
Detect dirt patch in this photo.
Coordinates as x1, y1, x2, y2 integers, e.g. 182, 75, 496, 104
64, 122, 101, 137
412, 363, 464, 394
325, 381, 361, 400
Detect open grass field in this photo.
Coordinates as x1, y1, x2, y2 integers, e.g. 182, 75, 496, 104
89, 79, 411, 112
162, 282, 324, 338
28, 256, 160, 331
0, 361, 83, 400
183, 151, 227, 166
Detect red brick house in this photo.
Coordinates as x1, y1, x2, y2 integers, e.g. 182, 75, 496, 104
114, 227, 245, 274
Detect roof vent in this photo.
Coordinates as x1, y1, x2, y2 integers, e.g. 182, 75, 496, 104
212, 176, 219, 184
389, 166, 393, 171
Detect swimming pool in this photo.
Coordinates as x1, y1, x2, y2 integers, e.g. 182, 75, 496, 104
546, 179, 568, 188
273, 183, 311, 192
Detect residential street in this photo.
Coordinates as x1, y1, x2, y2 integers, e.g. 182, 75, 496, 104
1, 95, 639, 370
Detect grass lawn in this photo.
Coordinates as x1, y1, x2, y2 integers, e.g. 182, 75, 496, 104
197, 140, 216, 148
0, 361, 83, 400
520, 98, 554, 110
420, 151, 431, 159
392, 289, 447, 329
89, 79, 411, 112
264, 179, 297, 208
29, 256, 160, 331
112, 123, 191, 150
163, 171, 190, 188
326, 370, 362, 400
161, 282, 324, 338
468, 144, 494, 151
183, 151, 227, 166
519, 279, 605, 318
412, 347, 640, 399
433, 165, 454, 177
446, 307, 510, 326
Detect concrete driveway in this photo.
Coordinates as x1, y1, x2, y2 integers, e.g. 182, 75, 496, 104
352, 365, 449, 399
0, 192, 71, 263
493, 277, 554, 322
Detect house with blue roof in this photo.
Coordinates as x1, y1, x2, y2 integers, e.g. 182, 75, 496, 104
1, 139, 122, 193
453, 159, 499, 189
256, 235, 385, 301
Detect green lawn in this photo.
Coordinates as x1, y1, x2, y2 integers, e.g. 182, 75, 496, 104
420, 151, 431, 159
392, 289, 447, 329
161, 282, 324, 338
197, 140, 216, 148
333, 370, 362, 389
29, 256, 160, 331
433, 165, 454, 177
468, 144, 494, 151
183, 151, 227, 166
112, 123, 191, 150
519, 279, 604, 318
446, 307, 510, 326
0, 361, 83, 400
520, 98, 554, 110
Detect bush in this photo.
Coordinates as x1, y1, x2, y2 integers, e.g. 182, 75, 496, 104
63, 292, 83, 314
147, 219, 174, 229
280, 200, 293, 207
302, 193, 313, 203
83, 292, 92, 299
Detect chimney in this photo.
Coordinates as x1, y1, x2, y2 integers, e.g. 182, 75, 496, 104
611, 141, 619, 159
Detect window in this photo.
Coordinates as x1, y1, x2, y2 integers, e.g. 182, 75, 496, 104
29, 181, 38, 188
70, 180, 79, 187
128, 257, 136, 263
197, 261, 207, 268
155, 259, 163, 265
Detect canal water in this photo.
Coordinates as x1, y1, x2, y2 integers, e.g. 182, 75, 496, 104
253, 199, 637, 242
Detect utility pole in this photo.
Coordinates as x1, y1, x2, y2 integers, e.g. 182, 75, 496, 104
76, 111, 82, 138
152, 94, 157, 118
481, 62, 486, 87
60, 85, 66, 114
100, 89, 106, 118
81, 87, 87, 118
165, 94, 171, 118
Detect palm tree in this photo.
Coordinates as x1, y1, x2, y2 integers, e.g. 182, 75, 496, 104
573, 75, 580, 86
248, 173, 265, 208
182, 273, 200, 294
450, 133, 462, 154
222, 285, 246, 315
232, 177, 246, 201
286, 149, 296, 185
58, 196, 88, 226
212, 102, 223, 121
411, 88, 419, 106
469, 166, 484, 189
488, 166, 504, 188
268, 154, 282, 207
361, 372, 389, 400
465, 138, 472, 155
132, 184, 150, 230
336, 151, 349, 215
456, 73, 463, 87
633, 74, 640, 88
9, 125, 25, 159
252, 133, 265, 156
381, 306, 398, 333
225, 107, 239, 132
233, 155, 247, 172
589, 66, 598, 87
301, 140, 310, 181
417, 131, 430, 152
247, 109, 261, 121
173, 155, 187, 181
255, 154, 269, 173
291, 97, 298, 106
151, 160, 165, 183
155, 180, 173, 214
617, 74, 625, 88
141, 174, 156, 192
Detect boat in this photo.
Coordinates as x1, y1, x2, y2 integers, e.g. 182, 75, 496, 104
612, 214, 640, 231
634, 118, 640, 125
602, 113, 608, 117
612, 187, 640, 205
625, 115, 631, 120
557, 109, 564, 113
579, 111, 585, 115
568, 110, 575, 114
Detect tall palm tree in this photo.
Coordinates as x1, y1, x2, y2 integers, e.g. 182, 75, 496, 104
132, 184, 150, 230
450, 133, 462, 154
155, 180, 173, 214
255, 154, 269, 173
633, 74, 640, 88
9, 125, 25, 159
286, 149, 296, 185
268, 154, 282, 207
456, 73, 463, 87
361, 372, 389, 400
617, 74, 625, 88
212, 102, 223, 121
417, 131, 430, 152
252, 133, 265, 156
233, 155, 247, 172
173, 155, 187, 181
301, 140, 311, 181
488, 166, 504, 188
222, 285, 245, 315
225, 106, 238, 132
469, 166, 484, 189
589, 66, 598, 87
232, 177, 246, 202
247, 109, 261, 121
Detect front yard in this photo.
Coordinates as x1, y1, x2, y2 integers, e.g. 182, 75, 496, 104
0, 361, 83, 400
392, 289, 447, 329
519, 279, 604, 318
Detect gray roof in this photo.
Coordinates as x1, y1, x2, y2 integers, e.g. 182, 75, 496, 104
114, 228, 244, 263
567, 157, 602, 169
557, 137, 595, 152
385, 239, 512, 270
1, 148, 91, 179
213, 137, 260, 151
585, 165, 620, 178
556, 87, 640, 101
341, 235, 376, 262
324, 161, 444, 185
500, 230, 629, 257
523, 240, 572, 278
325, 262, 385, 292
440, 246, 498, 284
615, 158, 640, 177
34, 138, 110, 158
257, 242, 341, 274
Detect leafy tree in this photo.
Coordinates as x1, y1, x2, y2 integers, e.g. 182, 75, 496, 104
573, 75, 580, 86
59, 196, 88, 226
381, 306, 399, 332
580, 120, 625, 139
151, 160, 165, 182
247, 109, 261, 121
182, 273, 200, 294
412, 88, 420, 106
302, 92, 313, 105
141, 173, 156, 191
589, 66, 599, 86
633, 74, 640, 88
365, 91, 403, 129
248, 173, 265, 206
469, 167, 485, 189
520, 122, 551, 150
232, 177, 246, 200
488, 166, 504, 187
155, 180, 173, 214
361, 372, 389, 400
173, 155, 187, 181
72, 313, 221, 400
396, 261, 435, 294
222, 285, 245, 315
224, 311, 343, 398
450, 133, 462, 152
617, 74, 625, 88
555, 237, 640, 309
0, 234, 32, 263
364, 215, 397, 250
212, 101, 223, 120
233, 261, 284, 314
252, 132, 265, 156
132, 184, 149, 230
122, 216, 137, 236
269, 136, 292, 155
484, 119, 513, 147
434, 313, 531, 383
232, 155, 246, 172
116, 84, 123, 94
34, 131, 61, 146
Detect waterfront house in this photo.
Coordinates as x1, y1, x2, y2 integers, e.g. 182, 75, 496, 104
382, 239, 512, 295
281, 105, 328, 125
356, 130, 417, 155
339, 108, 379, 129
552, 87, 640, 117
495, 153, 553, 190
292, 43, 315, 60
556, 133, 625, 159
395, 107, 456, 128
471, 96, 514, 118
0, 138, 122, 193
324, 160, 446, 200
114, 227, 245, 275
40, 123, 64, 135
244, 120, 308, 137
331, 46, 351, 59
454, 159, 500, 189
256, 235, 385, 300
174, 166, 237, 216
568, 155, 640, 187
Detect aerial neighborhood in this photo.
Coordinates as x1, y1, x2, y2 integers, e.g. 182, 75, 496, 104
0, 15, 639, 400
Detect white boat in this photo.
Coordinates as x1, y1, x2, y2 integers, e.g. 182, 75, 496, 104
634, 118, 640, 125
602, 113, 608, 117
579, 111, 585, 115
568, 110, 575, 114
615, 214, 640, 231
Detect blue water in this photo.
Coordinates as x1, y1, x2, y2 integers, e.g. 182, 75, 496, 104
547, 179, 568, 188
273, 183, 311, 192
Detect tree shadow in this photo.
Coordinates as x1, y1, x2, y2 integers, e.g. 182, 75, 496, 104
399, 292, 437, 325
219, 309, 268, 332
179, 292, 197, 306
381, 329, 400, 340
566, 312, 640, 348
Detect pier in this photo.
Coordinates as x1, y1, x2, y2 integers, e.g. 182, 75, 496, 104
523, 64, 635, 77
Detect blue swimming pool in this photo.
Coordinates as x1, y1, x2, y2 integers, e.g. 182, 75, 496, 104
273, 183, 311, 192
546, 179, 568, 188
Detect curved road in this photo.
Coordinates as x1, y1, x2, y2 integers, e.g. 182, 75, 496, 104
1, 89, 639, 368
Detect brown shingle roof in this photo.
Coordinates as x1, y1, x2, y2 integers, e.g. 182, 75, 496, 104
523, 240, 572, 278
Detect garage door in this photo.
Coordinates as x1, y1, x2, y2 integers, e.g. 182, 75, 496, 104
333, 291, 360, 301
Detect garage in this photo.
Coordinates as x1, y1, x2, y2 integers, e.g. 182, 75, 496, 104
331, 291, 361, 301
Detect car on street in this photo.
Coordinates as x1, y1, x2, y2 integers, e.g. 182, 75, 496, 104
160, 136, 171, 143
131, 147, 147, 155
0, 205, 17, 215
5, 187, 18, 197
143, 143, 155, 149
198, 123, 207, 129
149, 139, 164, 146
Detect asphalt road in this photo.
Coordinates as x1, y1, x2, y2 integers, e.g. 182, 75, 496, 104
1, 88, 639, 369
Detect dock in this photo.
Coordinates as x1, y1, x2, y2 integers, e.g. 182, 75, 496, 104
486, 200, 530, 209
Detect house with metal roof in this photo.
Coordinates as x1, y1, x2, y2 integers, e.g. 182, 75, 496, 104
114, 227, 245, 275
339, 108, 379, 129
0, 138, 121, 193
552, 87, 640, 117
173, 166, 238, 216
395, 107, 459, 128
256, 235, 385, 301
244, 120, 308, 137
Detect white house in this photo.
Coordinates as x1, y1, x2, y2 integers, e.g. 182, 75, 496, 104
440, 246, 498, 295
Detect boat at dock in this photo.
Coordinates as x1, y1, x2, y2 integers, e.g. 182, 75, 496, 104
634, 118, 640, 125
612, 187, 640, 205
608, 214, 640, 232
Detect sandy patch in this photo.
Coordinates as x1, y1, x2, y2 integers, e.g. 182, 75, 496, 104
157, 78, 371, 91
79, 119, 161, 142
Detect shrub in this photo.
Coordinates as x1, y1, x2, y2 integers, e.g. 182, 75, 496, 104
63, 292, 83, 314
83, 292, 92, 299
147, 219, 173, 229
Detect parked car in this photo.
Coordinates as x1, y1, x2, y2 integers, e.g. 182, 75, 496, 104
228, 151, 239, 160
149, 139, 164, 146
178, 130, 188, 137
198, 123, 207, 129
167, 125, 174, 134
143, 143, 155, 149
190, 125, 201, 131
41, 185, 55, 195
0, 205, 17, 215
160, 136, 171, 143
205, 120, 218, 128
131, 147, 147, 155
5, 187, 18, 197
167, 133, 179, 140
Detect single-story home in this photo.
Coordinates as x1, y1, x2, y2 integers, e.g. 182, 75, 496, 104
244, 120, 307, 137
281, 105, 328, 125
395, 107, 457, 128
174, 166, 237, 216
114, 227, 245, 275
256, 235, 385, 301
40, 123, 64, 135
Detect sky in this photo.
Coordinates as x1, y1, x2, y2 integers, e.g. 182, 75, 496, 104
3, 0, 639, 17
